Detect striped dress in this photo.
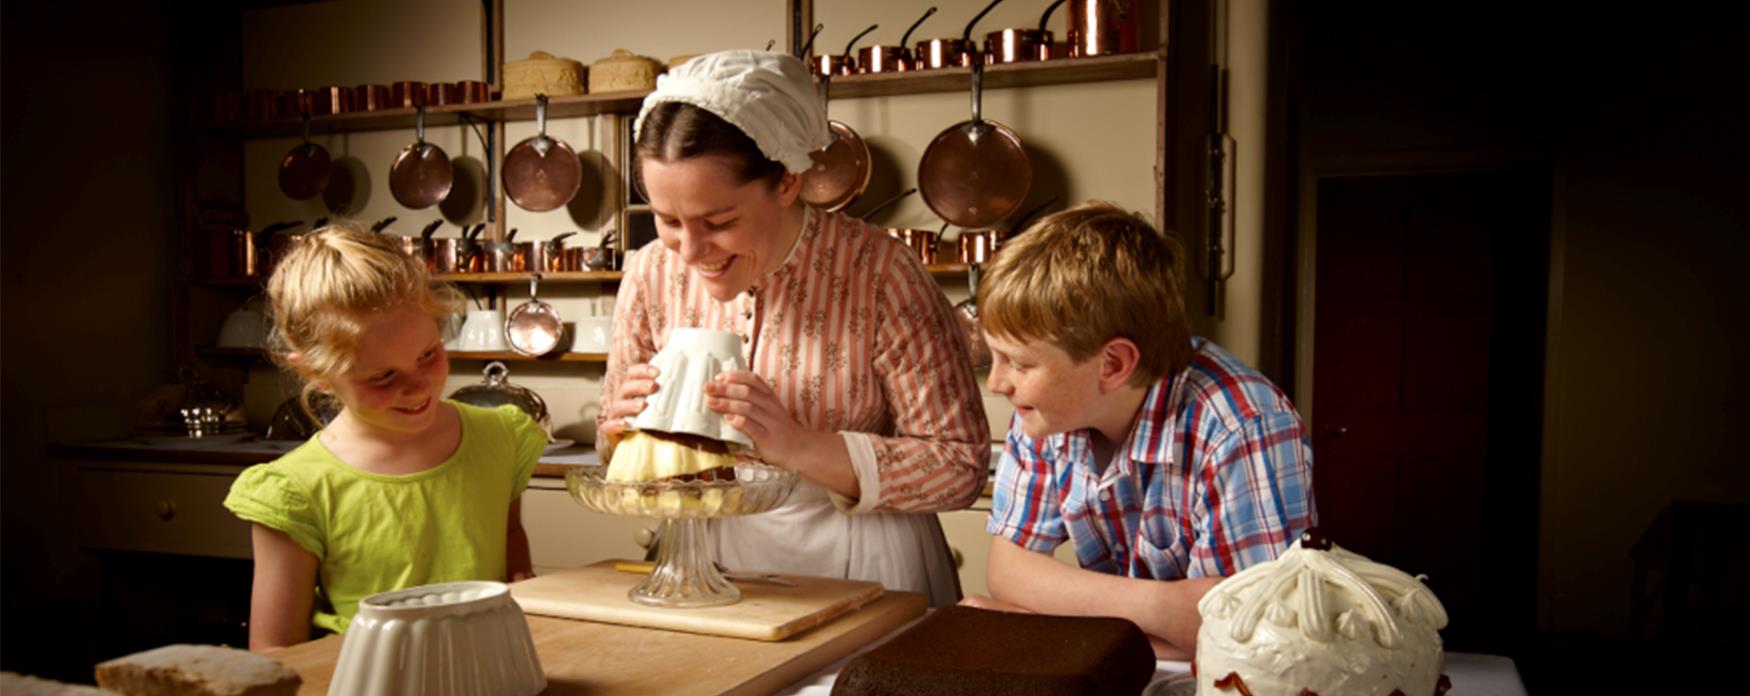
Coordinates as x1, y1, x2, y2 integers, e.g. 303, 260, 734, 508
600, 207, 988, 604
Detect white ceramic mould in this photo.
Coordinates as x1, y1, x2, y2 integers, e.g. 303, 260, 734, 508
329, 581, 545, 696
630, 327, 754, 449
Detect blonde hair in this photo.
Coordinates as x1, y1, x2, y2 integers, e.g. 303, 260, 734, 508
265, 224, 462, 390
977, 201, 1193, 386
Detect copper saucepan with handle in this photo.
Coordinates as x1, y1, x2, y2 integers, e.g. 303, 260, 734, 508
915, 0, 1004, 69
859, 7, 937, 74
916, 27, 1032, 230
503, 94, 583, 212
985, 0, 1067, 64
389, 106, 454, 209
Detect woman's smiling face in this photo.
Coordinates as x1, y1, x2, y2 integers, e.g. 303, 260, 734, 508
642, 154, 801, 301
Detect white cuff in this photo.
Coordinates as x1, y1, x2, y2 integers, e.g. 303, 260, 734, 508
829, 431, 883, 513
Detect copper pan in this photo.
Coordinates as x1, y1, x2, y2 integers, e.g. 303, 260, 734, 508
278, 113, 331, 200
503, 95, 582, 212
352, 84, 390, 112
812, 24, 878, 79
798, 73, 871, 212
1067, 0, 1134, 57
389, 106, 453, 209
858, 7, 937, 74
915, 0, 1004, 70
985, 0, 1065, 64
917, 59, 1031, 229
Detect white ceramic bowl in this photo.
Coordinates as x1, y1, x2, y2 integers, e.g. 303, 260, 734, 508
329, 581, 545, 696
630, 328, 753, 448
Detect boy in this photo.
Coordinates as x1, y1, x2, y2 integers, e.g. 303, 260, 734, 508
965, 202, 1316, 659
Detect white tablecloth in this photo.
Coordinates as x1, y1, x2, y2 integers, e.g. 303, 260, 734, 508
776, 615, 1527, 696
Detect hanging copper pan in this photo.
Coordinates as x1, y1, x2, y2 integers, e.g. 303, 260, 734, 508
389, 106, 453, 209
916, 59, 1031, 229
278, 113, 331, 200
799, 27, 877, 213
503, 95, 582, 212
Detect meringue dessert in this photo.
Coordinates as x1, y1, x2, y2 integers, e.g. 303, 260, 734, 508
1194, 528, 1451, 696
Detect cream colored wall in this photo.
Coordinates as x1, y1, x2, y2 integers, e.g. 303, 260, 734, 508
1197, 0, 1267, 367
239, 0, 1166, 444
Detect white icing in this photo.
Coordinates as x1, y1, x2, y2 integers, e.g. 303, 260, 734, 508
1194, 536, 1448, 696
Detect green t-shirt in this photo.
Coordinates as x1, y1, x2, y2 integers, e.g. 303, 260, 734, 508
224, 401, 544, 634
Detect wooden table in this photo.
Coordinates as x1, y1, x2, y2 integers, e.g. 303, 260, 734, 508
270, 591, 927, 696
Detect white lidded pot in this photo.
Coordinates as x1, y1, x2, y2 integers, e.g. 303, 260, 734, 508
329, 581, 545, 696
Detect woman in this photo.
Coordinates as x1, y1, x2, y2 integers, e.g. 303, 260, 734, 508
597, 50, 988, 605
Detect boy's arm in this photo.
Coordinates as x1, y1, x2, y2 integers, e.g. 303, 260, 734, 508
247, 524, 318, 651
506, 497, 533, 582
985, 535, 1220, 659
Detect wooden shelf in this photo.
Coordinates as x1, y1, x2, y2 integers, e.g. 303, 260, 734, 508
926, 263, 970, 276
435, 271, 622, 284
449, 351, 606, 362
215, 53, 1160, 137
827, 52, 1160, 99
190, 276, 265, 287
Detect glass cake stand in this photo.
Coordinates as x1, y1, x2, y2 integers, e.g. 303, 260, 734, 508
565, 462, 799, 608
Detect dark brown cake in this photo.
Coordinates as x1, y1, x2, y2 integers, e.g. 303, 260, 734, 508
831, 606, 1156, 696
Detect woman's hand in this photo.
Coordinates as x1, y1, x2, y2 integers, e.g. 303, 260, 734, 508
705, 370, 813, 467
600, 364, 661, 449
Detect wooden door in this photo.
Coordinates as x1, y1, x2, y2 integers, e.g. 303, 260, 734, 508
1312, 169, 1547, 653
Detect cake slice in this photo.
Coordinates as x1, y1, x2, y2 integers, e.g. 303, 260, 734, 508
93, 644, 300, 696
831, 606, 1155, 696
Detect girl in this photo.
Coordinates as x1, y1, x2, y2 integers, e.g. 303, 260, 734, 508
225, 226, 542, 650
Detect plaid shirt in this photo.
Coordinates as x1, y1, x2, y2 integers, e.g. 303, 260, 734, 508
987, 338, 1317, 579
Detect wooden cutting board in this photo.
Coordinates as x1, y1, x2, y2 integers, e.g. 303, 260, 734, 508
508, 560, 886, 641
271, 590, 927, 696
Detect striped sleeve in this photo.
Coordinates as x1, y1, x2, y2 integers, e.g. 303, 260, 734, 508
597, 244, 664, 440
859, 246, 988, 512
1187, 408, 1317, 577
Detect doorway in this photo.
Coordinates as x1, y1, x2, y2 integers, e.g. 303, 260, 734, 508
1308, 168, 1548, 654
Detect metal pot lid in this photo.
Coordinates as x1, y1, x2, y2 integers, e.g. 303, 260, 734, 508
134, 367, 248, 437
446, 361, 551, 430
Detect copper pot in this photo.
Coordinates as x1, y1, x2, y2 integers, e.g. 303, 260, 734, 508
888, 228, 939, 265
913, 38, 978, 69
856, 46, 910, 74
1067, 0, 1133, 57
984, 28, 1052, 63
453, 80, 490, 103
957, 230, 1002, 264
245, 89, 280, 121
352, 84, 391, 111
858, 7, 939, 74
312, 85, 352, 115
391, 81, 429, 109
812, 24, 876, 79
986, 0, 1065, 64
280, 88, 313, 118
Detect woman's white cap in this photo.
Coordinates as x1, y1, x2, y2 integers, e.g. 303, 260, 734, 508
634, 49, 830, 174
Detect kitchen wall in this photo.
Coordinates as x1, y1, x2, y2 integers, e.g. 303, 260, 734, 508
1291, 2, 1750, 657
0, 0, 200, 680
237, 0, 1174, 445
